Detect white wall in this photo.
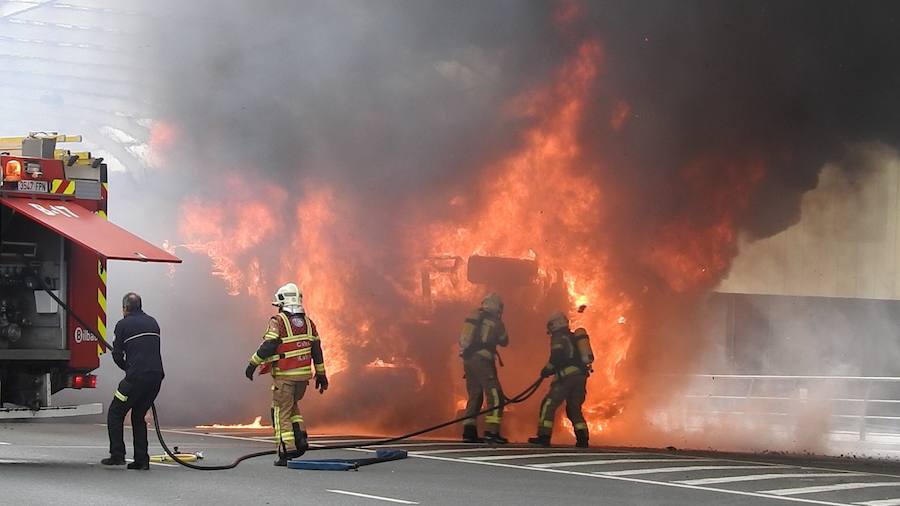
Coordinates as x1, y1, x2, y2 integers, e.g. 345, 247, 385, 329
718, 145, 900, 300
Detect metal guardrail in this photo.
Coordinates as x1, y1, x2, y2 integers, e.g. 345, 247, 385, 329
674, 374, 900, 442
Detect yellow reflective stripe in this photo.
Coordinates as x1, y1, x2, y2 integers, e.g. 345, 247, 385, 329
263, 332, 279, 340
541, 420, 555, 428
539, 398, 552, 423
490, 388, 501, 421
275, 366, 312, 374
114, 390, 128, 402
63, 181, 76, 195
98, 262, 107, 284
272, 405, 281, 440
250, 353, 264, 366
573, 422, 588, 430
96, 318, 106, 342
314, 363, 326, 373
280, 347, 312, 359
290, 415, 303, 423
273, 369, 312, 378
485, 416, 501, 424
557, 366, 583, 378
474, 349, 494, 359
280, 433, 295, 442
51, 179, 63, 193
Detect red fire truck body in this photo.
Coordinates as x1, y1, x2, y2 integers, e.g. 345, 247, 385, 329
0, 134, 180, 418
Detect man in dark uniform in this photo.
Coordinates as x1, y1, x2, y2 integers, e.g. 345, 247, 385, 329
101, 292, 165, 470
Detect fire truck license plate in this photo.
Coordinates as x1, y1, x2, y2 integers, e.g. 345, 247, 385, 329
17, 180, 48, 193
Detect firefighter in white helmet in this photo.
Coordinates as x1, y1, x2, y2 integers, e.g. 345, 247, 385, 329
244, 283, 328, 466
458, 293, 509, 444
528, 311, 593, 448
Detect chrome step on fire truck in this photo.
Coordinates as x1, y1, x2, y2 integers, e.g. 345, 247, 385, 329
0, 133, 180, 419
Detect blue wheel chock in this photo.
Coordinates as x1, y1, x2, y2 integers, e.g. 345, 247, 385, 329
287, 449, 408, 471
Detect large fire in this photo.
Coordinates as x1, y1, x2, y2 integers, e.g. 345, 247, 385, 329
172, 30, 762, 438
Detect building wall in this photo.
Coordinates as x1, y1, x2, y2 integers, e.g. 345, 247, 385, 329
718, 146, 900, 300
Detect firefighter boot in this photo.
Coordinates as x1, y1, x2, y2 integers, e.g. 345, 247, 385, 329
298, 429, 310, 455
100, 457, 126, 466
483, 431, 509, 445
127, 461, 150, 470
274, 444, 288, 467
287, 424, 309, 459
575, 429, 589, 448
528, 434, 551, 447
462, 425, 483, 443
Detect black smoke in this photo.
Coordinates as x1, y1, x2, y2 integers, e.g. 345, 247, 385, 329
130, 1, 900, 428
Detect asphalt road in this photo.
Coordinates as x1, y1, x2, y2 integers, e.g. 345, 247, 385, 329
4, 422, 900, 506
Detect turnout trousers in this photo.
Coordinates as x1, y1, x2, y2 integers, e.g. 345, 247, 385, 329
462, 355, 504, 433
536, 373, 587, 437
271, 377, 308, 455
108, 373, 163, 464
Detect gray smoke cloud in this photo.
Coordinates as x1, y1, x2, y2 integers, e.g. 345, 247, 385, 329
45, 0, 900, 437
120, 1, 900, 431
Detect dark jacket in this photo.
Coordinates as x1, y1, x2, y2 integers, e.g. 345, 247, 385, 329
112, 310, 165, 380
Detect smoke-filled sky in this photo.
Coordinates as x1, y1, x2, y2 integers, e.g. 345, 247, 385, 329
27, 0, 900, 438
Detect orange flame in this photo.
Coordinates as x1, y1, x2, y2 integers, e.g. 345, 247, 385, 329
175, 32, 757, 439
419, 40, 635, 424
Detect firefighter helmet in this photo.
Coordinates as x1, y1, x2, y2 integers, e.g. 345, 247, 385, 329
273, 282, 304, 314
547, 312, 569, 333
480, 293, 504, 317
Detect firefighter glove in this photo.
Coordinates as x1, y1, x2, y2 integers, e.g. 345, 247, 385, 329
245, 363, 257, 381
315, 374, 329, 393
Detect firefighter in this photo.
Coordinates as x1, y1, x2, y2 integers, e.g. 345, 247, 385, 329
459, 293, 509, 444
244, 283, 328, 467
101, 292, 165, 470
528, 312, 594, 448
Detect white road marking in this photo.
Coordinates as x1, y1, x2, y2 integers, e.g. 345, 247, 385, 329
0, 442, 10, 445
308, 438, 474, 447
603, 465, 783, 476
402, 452, 851, 506
763, 482, 900, 496
0, 459, 29, 464
857, 499, 900, 506
145, 429, 898, 506
412, 447, 582, 455
16, 445, 108, 449
326, 489, 418, 504
679, 473, 862, 485
161, 428, 272, 444
366, 442, 496, 448
466, 452, 635, 461
532, 458, 708, 469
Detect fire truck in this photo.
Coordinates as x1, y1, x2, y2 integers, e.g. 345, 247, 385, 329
0, 133, 180, 419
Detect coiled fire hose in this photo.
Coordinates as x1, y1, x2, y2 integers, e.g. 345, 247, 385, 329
38, 283, 545, 471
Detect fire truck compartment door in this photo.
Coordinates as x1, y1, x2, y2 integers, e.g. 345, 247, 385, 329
1, 198, 181, 263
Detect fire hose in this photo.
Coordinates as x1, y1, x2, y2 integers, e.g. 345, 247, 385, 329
36, 282, 546, 471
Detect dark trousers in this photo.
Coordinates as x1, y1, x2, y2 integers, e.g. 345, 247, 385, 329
108, 374, 163, 464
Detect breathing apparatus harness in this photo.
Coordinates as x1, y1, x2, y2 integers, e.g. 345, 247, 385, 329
38, 283, 545, 471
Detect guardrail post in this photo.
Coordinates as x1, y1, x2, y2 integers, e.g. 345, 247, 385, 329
860, 380, 871, 442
